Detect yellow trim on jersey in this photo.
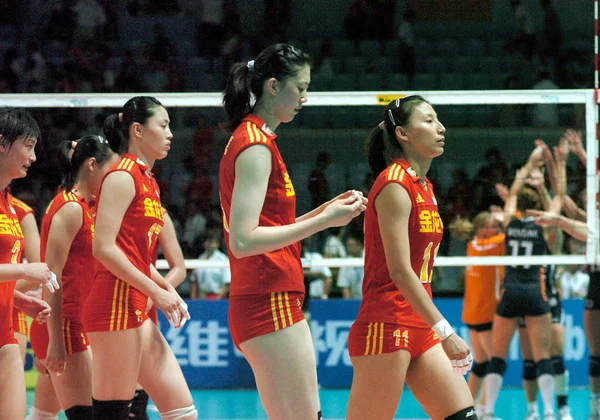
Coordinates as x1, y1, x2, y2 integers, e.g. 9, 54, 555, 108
364, 322, 385, 355
117, 158, 135, 172
270, 292, 294, 332
246, 121, 267, 144
123, 283, 130, 330
387, 164, 405, 182
11, 198, 32, 214
110, 280, 129, 331
63, 318, 73, 354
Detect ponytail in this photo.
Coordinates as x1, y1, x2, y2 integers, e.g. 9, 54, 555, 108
57, 140, 75, 191
103, 113, 128, 154
365, 127, 388, 179
223, 44, 311, 132
222, 62, 252, 132
57, 135, 114, 191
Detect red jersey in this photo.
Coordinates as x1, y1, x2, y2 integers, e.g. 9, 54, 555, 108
40, 189, 94, 322
84, 154, 164, 332
0, 192, 25, 344
9, 194, 33, 334
219, 114, 303, 296
10, 195, 34, 224
356, 158, 443, 328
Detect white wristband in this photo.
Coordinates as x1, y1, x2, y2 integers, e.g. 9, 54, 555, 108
432, 318, 455, 341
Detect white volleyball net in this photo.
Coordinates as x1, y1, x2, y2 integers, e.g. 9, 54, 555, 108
1, 89, 597, 274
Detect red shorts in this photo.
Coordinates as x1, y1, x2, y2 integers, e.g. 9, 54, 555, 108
147, 305, 158, 325
228, 291, 305, 350
348, 322, 439, 360
0, 324, 17, 348
12, 307, 28, 336
30, 319, 89, 360
83, 277, 148, 333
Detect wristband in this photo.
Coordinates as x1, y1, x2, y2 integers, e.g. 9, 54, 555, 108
432, 318, 455, 341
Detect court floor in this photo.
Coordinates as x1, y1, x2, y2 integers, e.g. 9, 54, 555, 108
27, 387, 592, 419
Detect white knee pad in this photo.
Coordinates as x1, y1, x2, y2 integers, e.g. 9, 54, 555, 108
25, 407, 59, 420
160, 405, 198, 420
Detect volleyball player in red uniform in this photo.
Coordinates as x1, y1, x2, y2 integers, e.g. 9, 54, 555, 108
131, 207, 186, 419
346, 96, 475, 420
221, 44, 366, 420
33, 136, 116, 419
0, 108, 58, 419
8, 194, 41, 361
83, 97, 194, 420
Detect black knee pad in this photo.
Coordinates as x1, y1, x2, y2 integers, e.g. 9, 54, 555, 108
551, 356, 566, 375
488, 357, 507, 376
471, 361, 489, 378
65, 405, 93, 420
536, 358, 554, 376
317, 410, 323, 419
591, 356, 600, 378
129, 390, 149, 419
92, 398, 132, 420
523, 359, 537, 380
445, 406, 477, 420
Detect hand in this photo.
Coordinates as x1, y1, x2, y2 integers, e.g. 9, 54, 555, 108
321, 191, 367, 228
528, 141, 545, 167
494, 183, 509, 203
564, 129, 583, 154
526, 209, 558, 227
22, 263, 59, 293
45, 338, 67, 376
489, 205, 505, 224
18, 296, 51, 324
151, 286, 190, 329
553, 136, 570, 163
440, 334, 473, 375
525, 167, 545, 189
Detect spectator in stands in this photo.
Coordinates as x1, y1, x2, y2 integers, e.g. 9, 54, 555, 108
314, 39, 336, 77
505, 0, 536, 56
398, 8, 416, 80
0, 49, 20, 92
540, 0, 562, 67
345, 0, 378, 46
185, 162, 214, 215
190, 233, 230, 299
73, 0, 107, 43
114, 50, 145, 92
45, 0, 77, 47
302, 237, 333, 302
182, 199, 207, 257
192, 114, 215, 165
337, 234, 364, 299
532, 69, 560, 127
308, 151, 331, 210
195, 0, 225, 68
473, 147, 509, 213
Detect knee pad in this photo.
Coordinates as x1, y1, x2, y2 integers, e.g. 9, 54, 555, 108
591, 356, 600, 378
445, 406, 477, 420
160, 405, 198, 420
551, 356, 566, 375
536, 358, 554, 376
488, 357, 507, 376
129, 389, 149, 419
25, 407, 59, 420
523, 359, 537, 381
318, 410, 323, 419
471, 361, 489, 378
65, 406, 93, 420
92, 398, 132, 420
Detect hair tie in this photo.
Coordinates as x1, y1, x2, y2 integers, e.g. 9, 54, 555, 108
118, 112, 123, 122
67, 140, 77, 159
247, 60, 255, 72
378, 121, 386, 130
98, 135, 107, 144
387, 109, 396, 126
